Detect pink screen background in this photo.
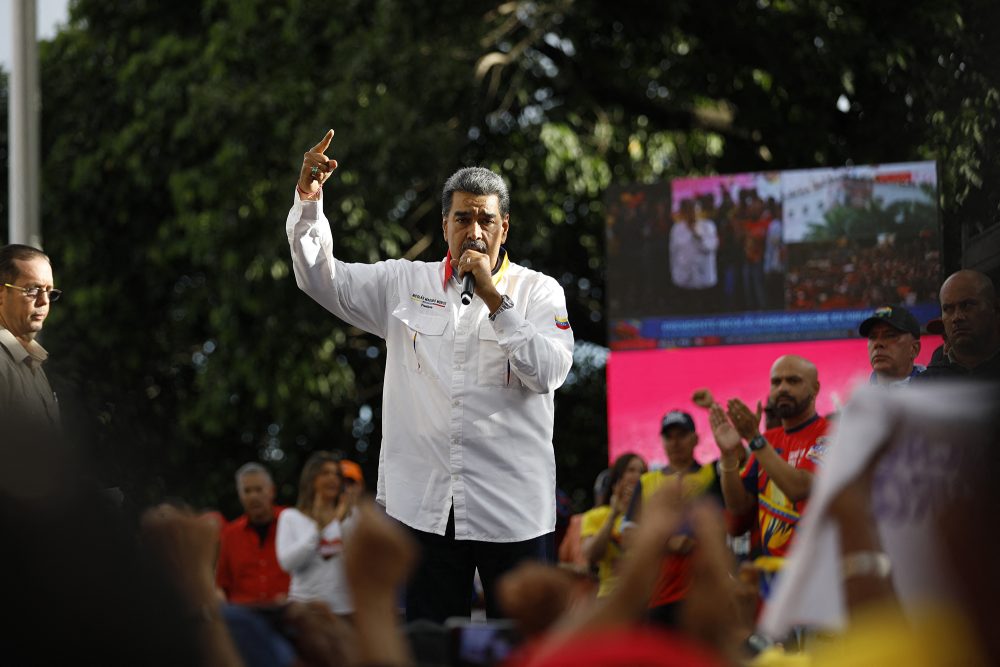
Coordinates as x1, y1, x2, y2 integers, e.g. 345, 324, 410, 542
606, 339, 935, 468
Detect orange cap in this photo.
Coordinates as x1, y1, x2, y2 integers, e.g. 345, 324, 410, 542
340, 459, 363, 483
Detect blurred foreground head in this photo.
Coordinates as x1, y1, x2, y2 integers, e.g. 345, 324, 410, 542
940, 385, 1000, 664
0, 428, 201, 665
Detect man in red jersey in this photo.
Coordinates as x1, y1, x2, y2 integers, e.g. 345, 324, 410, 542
709, 355, 830, 562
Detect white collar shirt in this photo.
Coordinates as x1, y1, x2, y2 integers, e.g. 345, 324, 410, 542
669, 218, 719, 289
286, 194, 574, 542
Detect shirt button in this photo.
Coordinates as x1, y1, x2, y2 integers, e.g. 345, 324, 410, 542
452, 399, 460, 407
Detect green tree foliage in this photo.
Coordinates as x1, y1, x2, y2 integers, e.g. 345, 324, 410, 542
805, 193, 938, 242
2, 0, 994, 515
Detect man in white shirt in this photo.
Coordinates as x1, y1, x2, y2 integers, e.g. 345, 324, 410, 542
285, 130, 574, 622
669, 199, 718, 291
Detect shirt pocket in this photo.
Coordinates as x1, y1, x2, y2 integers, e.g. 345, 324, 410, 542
477, 320, 516, 388
391, 303, 449, 378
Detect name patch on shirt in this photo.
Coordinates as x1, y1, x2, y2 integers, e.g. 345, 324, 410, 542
411, 293, 447, 309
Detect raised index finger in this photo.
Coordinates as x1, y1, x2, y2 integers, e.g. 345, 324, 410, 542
310, 129, 335, 154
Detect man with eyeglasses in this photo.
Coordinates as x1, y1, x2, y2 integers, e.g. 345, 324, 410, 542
0, 244, 61, 427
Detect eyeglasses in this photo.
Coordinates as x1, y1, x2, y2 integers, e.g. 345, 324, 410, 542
3, 283, 63, 302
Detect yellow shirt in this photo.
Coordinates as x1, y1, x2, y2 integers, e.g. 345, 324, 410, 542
751, 604, 986, 667
580, 505, 624, 598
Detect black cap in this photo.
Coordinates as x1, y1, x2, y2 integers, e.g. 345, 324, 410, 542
858, 306, 920, 338
661, 410, 695, 434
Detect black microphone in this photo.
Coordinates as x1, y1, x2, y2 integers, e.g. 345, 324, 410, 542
461, 272, 476, 305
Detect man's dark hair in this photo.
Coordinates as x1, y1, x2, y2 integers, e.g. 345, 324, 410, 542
441, 167, 510, 218
0, 244, 50, 284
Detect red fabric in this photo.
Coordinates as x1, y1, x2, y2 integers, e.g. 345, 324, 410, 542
641, 465, 723, 608
504, 627, 725, 667
442, 251, 454, 287
741, 415, 831, 558
557, 513, 586, 568
758, 415, 829, 477
647, 553, 692, 608
215, 507, 291, 604
742, 217, 770, 263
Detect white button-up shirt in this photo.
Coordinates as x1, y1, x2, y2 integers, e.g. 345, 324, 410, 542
669, 218, 719, 289
276, 508, 354, 614
286, 195, 574, 542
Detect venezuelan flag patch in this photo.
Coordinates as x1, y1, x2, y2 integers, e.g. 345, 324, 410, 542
555, 315, 571, 330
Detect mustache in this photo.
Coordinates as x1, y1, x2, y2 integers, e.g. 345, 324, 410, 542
461, 240, 488, 253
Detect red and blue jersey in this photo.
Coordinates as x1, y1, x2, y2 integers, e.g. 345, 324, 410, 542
741, 415, 831, 558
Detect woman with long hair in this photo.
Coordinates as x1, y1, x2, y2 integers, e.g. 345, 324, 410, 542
580, 452, 647, 597
276, 451, 354, 615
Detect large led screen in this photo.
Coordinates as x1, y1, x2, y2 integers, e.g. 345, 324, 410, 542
604, 161, 942, 466
606, 161, 940, 349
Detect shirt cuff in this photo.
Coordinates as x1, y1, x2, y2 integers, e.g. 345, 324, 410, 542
489, 306, 523, 340
299, 198, 322, 222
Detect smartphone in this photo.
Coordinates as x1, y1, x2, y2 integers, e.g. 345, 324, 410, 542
445, 619, 520, 667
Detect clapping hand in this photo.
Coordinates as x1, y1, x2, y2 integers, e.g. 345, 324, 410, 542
312, 494, 339, 529
709, 403, 743, 460
726, 398, 762, 441
610, 478, 635, 516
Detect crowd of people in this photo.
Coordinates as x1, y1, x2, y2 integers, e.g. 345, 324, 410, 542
609, 186, 787, 318
786, 232, 940, 310
2, 137, 999, 666
547, 268, 999, 666
612, 181, 942, 323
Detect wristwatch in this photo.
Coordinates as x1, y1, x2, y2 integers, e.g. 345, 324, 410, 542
749, 434, 768, 451
489, 295, 515, 321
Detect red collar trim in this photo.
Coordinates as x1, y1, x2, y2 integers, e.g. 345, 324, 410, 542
442, 250, 455, 288
441, 248, 510, 290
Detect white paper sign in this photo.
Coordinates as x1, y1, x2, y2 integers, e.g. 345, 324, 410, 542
760, 382, 994, 636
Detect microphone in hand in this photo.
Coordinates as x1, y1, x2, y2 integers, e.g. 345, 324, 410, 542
461, 272, 476, 305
